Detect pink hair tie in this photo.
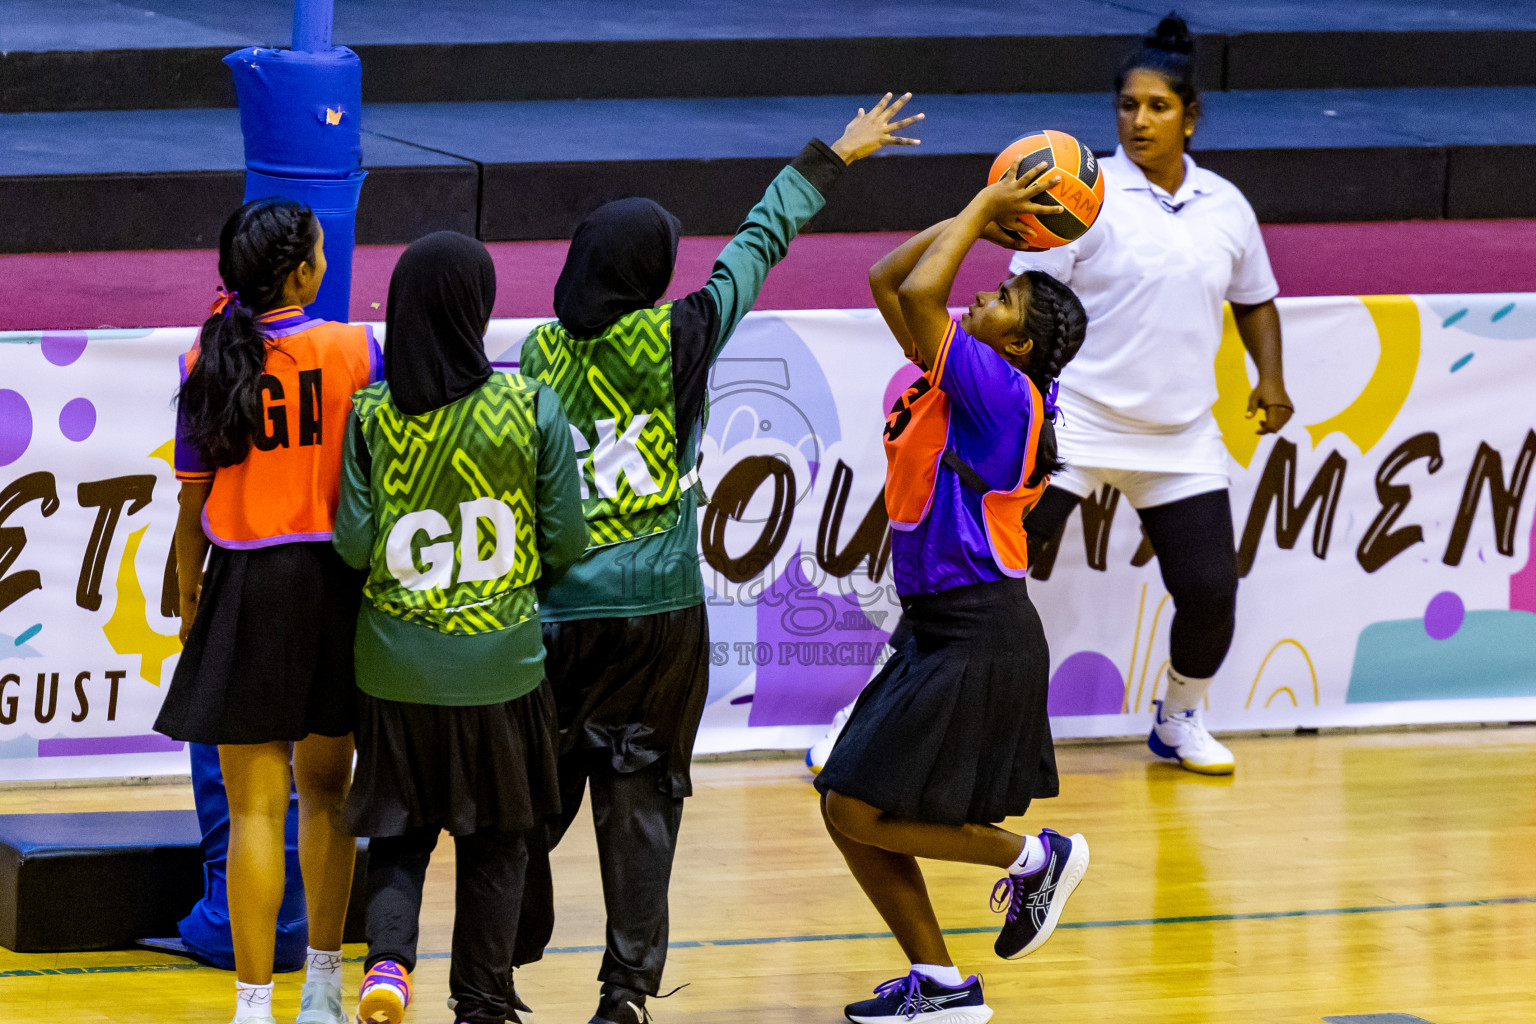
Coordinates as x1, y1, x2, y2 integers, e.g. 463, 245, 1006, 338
210, 287, 240, 318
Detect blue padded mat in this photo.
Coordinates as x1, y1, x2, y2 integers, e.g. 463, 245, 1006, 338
0, 810, 200, 855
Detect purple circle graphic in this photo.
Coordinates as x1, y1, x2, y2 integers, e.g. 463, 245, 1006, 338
41, 332, 88, 367
1047, 650, 1126, 717
1424, 591, 1466, 640
59, 397, 97, 442
0, 390, 33, 467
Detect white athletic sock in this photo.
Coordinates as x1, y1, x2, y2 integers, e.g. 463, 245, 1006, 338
911, 963, 964, 987
234, 981, 275, 1021
1162, 666, 1214, 714
306, 947, 342, 989
1009, 833, 1047, 876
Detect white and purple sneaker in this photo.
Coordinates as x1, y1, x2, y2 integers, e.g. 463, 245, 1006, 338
844, 971, 992, 1024
990, 828, 1090, 960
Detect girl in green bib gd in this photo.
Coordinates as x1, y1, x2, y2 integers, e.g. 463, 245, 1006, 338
330, 231, 586, 1024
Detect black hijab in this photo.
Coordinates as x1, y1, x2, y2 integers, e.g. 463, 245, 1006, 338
554, 198, 681, 339
384, 231, 497, 415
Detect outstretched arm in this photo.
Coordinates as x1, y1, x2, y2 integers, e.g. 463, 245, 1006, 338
702, 94, 925, 355
897, 161, 1063, 367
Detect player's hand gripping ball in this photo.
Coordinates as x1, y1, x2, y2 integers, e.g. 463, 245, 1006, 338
988, 130, 1105, 250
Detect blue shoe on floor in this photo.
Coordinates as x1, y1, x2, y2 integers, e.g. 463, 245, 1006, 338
844, 971, 992, 1023
991, 828, 1090, 959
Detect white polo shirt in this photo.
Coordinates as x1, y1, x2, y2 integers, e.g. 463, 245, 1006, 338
1010, 147, 1278, 473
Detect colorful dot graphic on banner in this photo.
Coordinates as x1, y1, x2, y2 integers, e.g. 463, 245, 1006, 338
1423, 591, 1466, 641
0, 389, 32, 466
40, 332, 88, 366
59, 397, 97, 442
1047, 650, 1126, 716
1428, 296, 1536, 340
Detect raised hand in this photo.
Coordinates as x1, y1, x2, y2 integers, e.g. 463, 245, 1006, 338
830, 93, 924, 164
981, 158, 1065, 226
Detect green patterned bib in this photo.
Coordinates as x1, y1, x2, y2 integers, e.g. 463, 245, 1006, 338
352, 374, 541, 635
522, 305, 685, 548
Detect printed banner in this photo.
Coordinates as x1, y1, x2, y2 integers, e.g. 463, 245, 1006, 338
1, 296, 1533, 780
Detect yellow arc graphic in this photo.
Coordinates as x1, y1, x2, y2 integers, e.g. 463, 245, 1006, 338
1244, 639, 1320, 710
1305, 296, 1420, 454
1212, 296, 1421, 465
103, 525, 182, 686
1211, 305, 1263, 468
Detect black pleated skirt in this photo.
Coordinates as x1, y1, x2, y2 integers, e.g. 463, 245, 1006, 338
155, 540, 362, 746
345, 683, 562, 838
814, 576, 1059, 826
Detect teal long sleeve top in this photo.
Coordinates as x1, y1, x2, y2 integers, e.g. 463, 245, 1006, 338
537, 139, 847, 622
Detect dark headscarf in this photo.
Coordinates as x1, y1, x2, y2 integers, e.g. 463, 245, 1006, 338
384, 231, 496, 415
554, 198, 681, 339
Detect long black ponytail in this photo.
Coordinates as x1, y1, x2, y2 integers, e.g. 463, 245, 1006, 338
1018, 270, 1087, 486
179, 197, 320, 467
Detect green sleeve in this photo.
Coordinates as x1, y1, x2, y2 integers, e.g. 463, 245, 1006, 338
331, 411, 375, 570
533, 384, 588, 589
704, 139, 846, 356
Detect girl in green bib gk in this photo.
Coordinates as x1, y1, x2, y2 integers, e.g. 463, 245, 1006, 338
330, 232, 587, 1024
512, 94, 923, 1024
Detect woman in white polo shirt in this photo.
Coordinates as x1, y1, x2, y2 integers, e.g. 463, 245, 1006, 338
1010, 14, 1292, 775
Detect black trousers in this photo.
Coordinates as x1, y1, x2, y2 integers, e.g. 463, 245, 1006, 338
1025, 486, 1240, 679
365, 828, 528, 1024
514, 754, 684, 995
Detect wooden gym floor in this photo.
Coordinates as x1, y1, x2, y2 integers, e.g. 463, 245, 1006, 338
2, 727, 1533, 1024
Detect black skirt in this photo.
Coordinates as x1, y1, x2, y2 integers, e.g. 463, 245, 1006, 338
345, 683, 561, 838
814, 576, 1059, 826
155, 540, 362, 746
541, 604, 710, 798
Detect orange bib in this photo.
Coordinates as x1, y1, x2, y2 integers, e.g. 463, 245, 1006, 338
883, 371, 1048, 576
184, 320, 376, 548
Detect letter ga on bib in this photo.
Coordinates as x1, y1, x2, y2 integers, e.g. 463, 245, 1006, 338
522, 305, 686, 548
352, 374, 542, 635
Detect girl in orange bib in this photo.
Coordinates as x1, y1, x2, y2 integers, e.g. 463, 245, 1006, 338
156, 197, 381, 1024
814, 163, 1090, 1024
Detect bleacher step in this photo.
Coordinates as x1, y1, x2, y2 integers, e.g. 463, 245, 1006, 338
4, 88, 1535, 252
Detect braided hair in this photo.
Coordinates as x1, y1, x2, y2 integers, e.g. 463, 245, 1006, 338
178, 197, 320, 467
1017, 270, 1088, 486
1115, 13, 1200, 148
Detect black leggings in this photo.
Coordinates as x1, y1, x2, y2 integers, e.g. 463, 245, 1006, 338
514, 755, 683, 996
1025, 486, 1239, 679
365, 828, 528, 1024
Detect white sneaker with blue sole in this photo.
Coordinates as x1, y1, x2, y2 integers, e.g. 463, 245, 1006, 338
1148, 699, 1235, 775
